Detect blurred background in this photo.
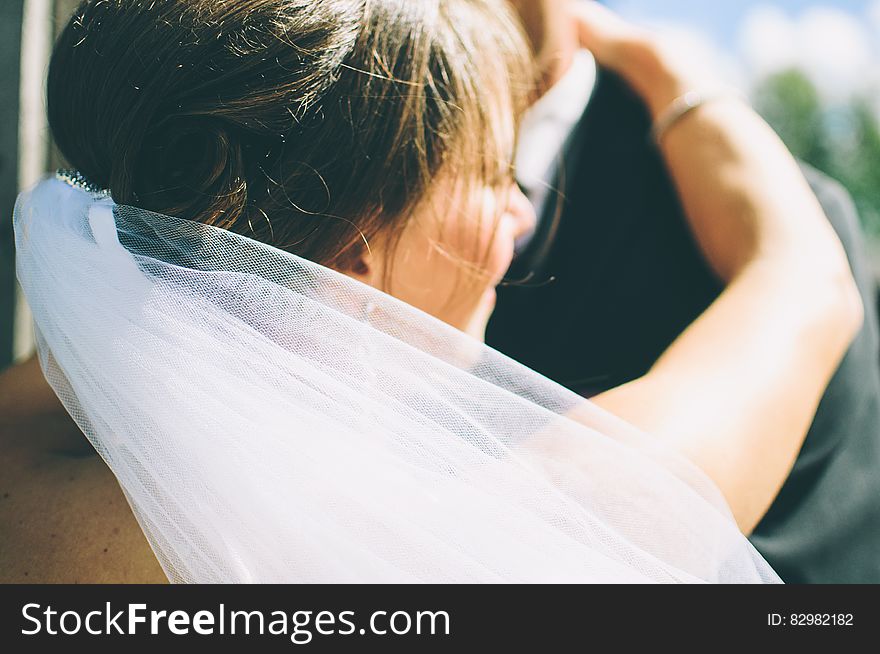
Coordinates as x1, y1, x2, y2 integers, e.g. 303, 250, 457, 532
0, 0, 878, 370
609, 0, 880, 262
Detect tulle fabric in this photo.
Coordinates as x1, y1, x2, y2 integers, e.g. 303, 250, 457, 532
13, 176, 780, 583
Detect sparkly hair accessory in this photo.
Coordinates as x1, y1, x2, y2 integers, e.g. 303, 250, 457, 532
56, 169, 111, 197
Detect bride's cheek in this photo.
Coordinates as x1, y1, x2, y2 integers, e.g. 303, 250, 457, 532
485, 216, 518, 283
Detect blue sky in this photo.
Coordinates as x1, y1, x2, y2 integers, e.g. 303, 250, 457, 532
608, 0, 873, 46
605, 1, 880, 104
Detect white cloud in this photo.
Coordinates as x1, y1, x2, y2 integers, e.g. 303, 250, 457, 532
871, 0, 880, 33
738, 4, 876, 104
640, 21, 748, 91
738, 5, 798, 77
798, 7, 872, 100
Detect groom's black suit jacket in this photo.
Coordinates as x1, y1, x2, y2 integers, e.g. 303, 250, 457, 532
486, 70, 880, 583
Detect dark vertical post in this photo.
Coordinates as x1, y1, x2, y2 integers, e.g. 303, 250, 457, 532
0, 1, 25, 370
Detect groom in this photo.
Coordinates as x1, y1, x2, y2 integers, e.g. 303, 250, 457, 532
489, 0, 880, 583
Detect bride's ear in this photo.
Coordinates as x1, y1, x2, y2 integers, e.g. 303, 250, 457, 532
346, 250, 381, 288
350, 257, 371, 280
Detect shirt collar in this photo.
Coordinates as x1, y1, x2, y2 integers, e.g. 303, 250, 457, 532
515, 49, 598, 198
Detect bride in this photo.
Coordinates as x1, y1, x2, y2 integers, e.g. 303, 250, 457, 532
0, 0, 861, 583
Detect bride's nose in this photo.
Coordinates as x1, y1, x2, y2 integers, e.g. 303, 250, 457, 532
507, 183, 538, 242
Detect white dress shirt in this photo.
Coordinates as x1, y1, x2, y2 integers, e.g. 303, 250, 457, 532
515, 49, 598, 250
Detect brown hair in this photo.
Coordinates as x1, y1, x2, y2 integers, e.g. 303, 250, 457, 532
47, 0, 534, 284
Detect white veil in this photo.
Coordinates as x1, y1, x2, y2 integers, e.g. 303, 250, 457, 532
13, 174, 780, 583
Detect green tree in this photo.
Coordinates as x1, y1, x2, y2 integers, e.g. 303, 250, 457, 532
752, 69, 832, 172
840, 100, 880, 234
751, 68, 880, 236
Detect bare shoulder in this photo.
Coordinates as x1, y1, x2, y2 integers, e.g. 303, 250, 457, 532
0, 438, 167, 583
0, 361, 166, 584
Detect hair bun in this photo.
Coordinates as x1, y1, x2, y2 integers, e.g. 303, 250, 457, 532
134, 116, 247, 224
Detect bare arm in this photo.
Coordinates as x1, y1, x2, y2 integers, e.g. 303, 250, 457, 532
572, 3, 863, 534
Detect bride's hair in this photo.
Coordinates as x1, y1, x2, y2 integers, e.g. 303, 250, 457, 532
47, 0, 534, 275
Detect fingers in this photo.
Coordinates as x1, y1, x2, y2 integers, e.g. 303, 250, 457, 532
568, 1, 648, 67
567, 2, 712, 117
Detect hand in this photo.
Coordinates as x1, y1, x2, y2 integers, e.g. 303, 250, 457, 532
509, 0, 579, 94
569, 2, 708, 119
